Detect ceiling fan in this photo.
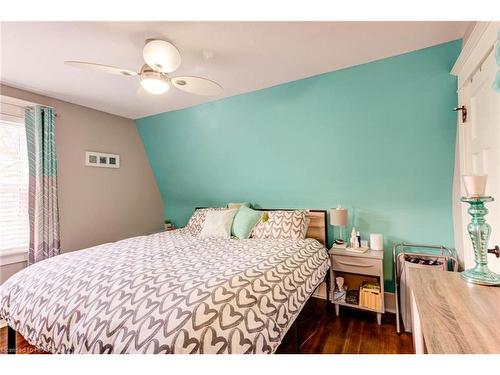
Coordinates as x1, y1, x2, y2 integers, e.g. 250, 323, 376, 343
65, 39, 223, 96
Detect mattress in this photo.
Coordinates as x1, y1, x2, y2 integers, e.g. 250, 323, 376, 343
0, 229, 329, 354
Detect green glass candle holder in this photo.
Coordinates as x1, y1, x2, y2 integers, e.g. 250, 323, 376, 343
460, 196, 500, 285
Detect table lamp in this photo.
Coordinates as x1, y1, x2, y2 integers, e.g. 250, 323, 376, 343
330, 206, 348, 247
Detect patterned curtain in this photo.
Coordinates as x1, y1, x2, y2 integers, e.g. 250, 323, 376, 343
25, 106, 60, 265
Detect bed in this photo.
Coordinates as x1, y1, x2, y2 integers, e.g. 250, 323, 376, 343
1, 209, 330, 354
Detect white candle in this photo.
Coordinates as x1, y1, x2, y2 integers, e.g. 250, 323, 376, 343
463, 175, 487, 197
370, 233, 383, 251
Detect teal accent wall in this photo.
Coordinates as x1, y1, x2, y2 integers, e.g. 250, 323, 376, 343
137, 40, 461, 291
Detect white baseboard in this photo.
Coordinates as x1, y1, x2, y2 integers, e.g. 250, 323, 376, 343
313, 282, 397, 313
0, 319, 6, 329
384, 292, 396, 313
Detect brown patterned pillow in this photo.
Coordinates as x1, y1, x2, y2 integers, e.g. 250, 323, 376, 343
251, 210, 309, 240
185, 208, 228, 236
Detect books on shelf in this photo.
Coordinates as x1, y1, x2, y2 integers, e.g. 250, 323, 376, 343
359, 281, 381, 311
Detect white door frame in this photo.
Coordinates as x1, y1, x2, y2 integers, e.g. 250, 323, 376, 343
451, 21, 500, 268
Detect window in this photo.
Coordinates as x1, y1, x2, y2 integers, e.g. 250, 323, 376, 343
0, 116, 29, 255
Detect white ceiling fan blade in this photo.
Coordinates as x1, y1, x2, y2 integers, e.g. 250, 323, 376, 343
143, 40, 181, 73
171, 76, 223, 96
65, 61, 138, 76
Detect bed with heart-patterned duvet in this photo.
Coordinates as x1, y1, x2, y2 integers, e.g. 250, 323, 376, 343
0, 229, 329, 353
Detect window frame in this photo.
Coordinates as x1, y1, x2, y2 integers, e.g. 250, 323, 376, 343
0, 100, 29, 266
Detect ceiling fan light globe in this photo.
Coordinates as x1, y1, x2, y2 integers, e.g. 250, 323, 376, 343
143, 40, 181, 73
140, 71, 169, 95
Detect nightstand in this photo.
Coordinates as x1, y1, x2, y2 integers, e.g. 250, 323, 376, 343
328, 248, 385, 325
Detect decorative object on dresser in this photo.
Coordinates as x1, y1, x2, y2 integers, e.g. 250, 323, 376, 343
460, 195, 500, 285
328, 247, 384, 325
463, 174, 487, 197
393, 242, 457, 334
330, 206, 348, 248
460, 173, 500, 285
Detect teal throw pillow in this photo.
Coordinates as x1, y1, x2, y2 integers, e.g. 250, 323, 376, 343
231, 206, 262, 239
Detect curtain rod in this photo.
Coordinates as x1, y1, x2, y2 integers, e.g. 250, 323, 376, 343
1, 101, 59, 116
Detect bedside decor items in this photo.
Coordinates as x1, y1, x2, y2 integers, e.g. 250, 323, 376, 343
370, 233, 384, 251
349, 227, 358, 248
360, 281, 382, 311
333, 277, 347, 302
344, 226, 368, 253
336, 276, 345, 291
330, 206, 348, 247
345, 290, 359, 305
85, 151, 120, 168
164, 219, 175, 231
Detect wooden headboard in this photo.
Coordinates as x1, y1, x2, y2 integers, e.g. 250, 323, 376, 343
196, 207, 328, 246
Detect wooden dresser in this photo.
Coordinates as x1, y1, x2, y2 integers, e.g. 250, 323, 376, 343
409, 267, 500, 354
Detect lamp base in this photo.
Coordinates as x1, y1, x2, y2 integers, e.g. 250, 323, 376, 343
332, 240, 347, 249
460, 267, 500, 286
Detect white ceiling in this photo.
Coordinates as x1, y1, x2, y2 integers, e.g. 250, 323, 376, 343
0, 21, 470, 119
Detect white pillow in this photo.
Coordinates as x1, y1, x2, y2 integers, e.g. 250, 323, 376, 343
199, 209, 238, 239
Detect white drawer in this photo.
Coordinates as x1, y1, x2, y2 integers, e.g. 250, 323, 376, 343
331, 255, 381, 276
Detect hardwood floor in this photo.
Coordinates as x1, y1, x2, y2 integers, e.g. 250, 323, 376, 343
277, 298, 413, 354
0, 297, 413, 354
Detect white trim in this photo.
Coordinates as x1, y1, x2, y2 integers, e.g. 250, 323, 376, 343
0, 94, 47, 109
0, 319, 6, 329
0, 247, 28, 266
0, 113, 24, 123
451, 21, 499, 89
0, 102, 25, 120
451, 22, 490, 76
384, 292, 396, 313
